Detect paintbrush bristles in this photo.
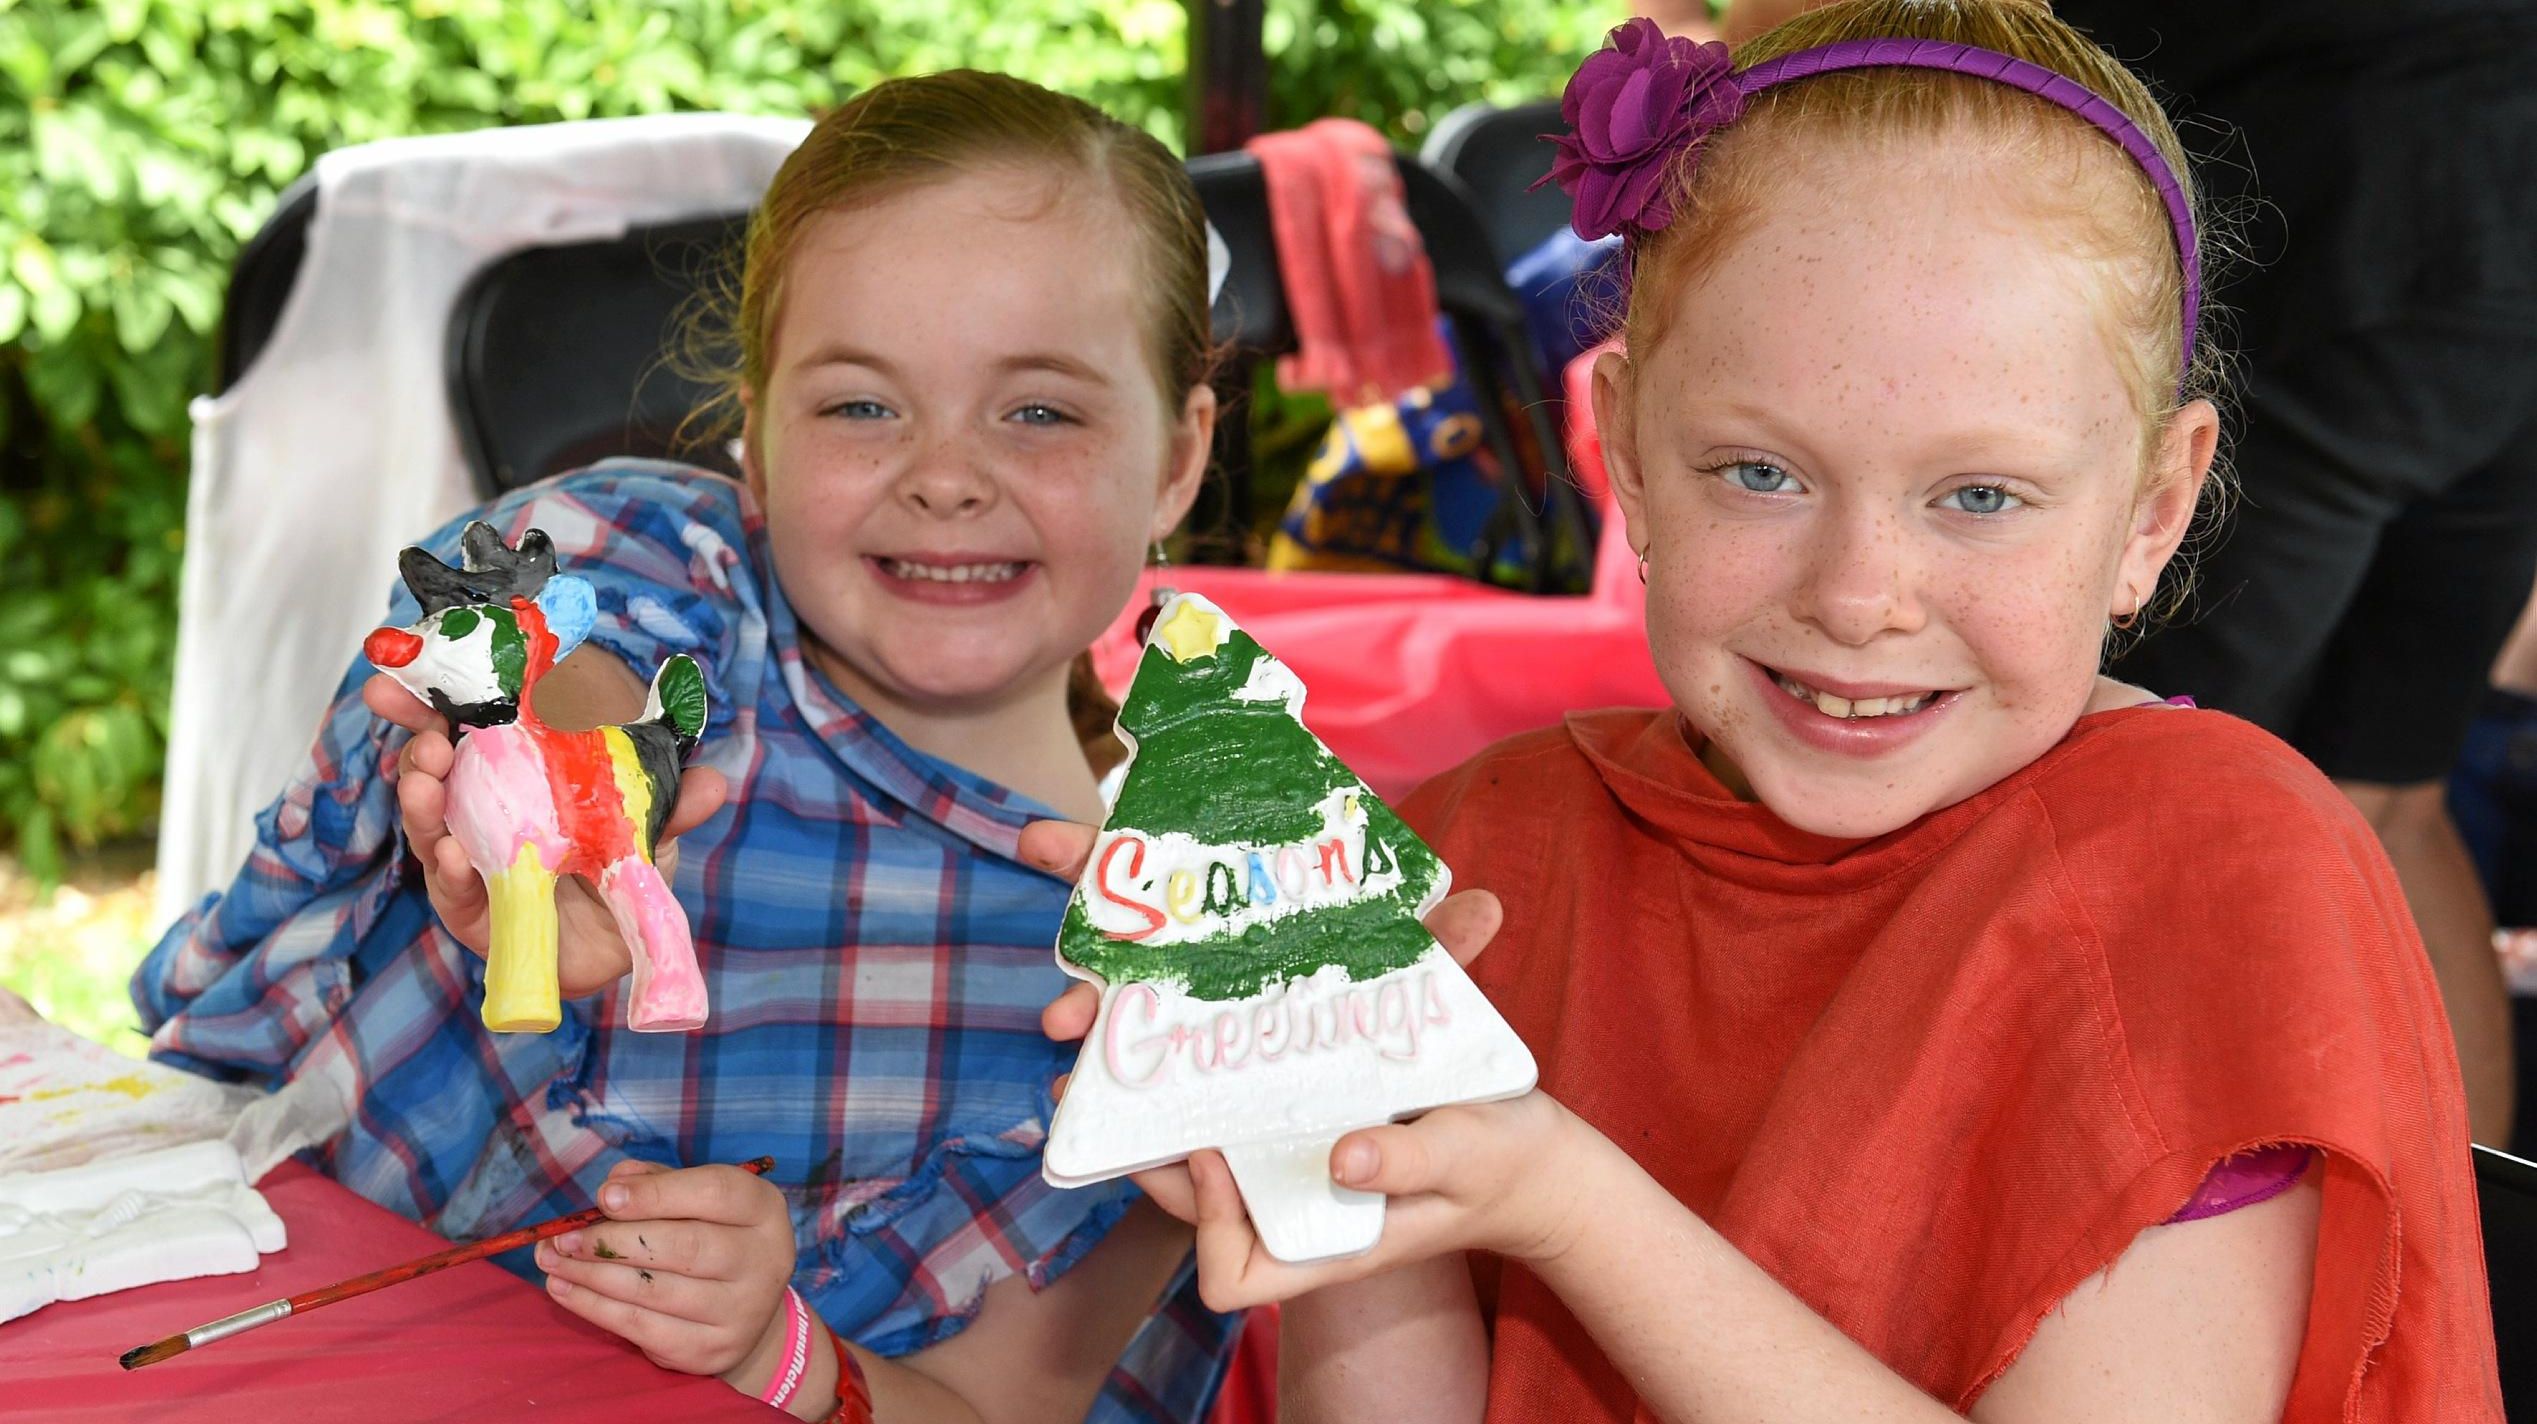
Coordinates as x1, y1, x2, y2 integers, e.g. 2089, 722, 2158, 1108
120, 1294, 294, 1370
118, 1335, 188, 1371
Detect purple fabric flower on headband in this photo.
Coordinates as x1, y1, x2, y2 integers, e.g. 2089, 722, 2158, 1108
1544, 18, 1744, 241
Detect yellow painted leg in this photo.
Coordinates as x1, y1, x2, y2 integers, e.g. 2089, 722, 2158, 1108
481, 844, 562, 1033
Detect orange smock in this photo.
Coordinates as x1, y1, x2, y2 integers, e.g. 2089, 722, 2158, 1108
1400, 706, 2500, 1421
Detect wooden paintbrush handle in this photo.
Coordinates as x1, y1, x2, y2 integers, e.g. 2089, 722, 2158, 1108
285, 1201, 606, 1310
289, 1154, 775, 1312
124, 1155, 778, 1371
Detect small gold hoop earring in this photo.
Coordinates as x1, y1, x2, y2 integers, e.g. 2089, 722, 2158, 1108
1636, 549, 1651, 586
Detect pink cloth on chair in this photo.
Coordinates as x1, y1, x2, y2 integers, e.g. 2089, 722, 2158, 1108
1247, 119, 1454, 404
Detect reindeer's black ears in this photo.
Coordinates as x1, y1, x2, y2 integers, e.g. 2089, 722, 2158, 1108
399, 544, 479, 615
457, 520, 510, 570
396, 522, 557, 615
462, 523, 556, 602
509, 530, 559, 591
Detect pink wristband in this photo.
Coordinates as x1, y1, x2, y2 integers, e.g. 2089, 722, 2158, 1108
759, 1286, 812, 1410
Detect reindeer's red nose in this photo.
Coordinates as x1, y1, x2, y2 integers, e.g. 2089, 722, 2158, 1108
364, 627, 423, 669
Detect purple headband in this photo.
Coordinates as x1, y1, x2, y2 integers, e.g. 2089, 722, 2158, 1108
1545, 22, 2201, 359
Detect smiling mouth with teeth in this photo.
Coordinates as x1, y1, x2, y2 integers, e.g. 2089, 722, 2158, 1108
876, 558, 1030, 585
1770, 670, 1943, 720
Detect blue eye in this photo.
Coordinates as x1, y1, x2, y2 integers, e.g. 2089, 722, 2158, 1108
1008, 402, 1073, 427
826, 399, 894, 421
1941, 484, 2022, 515
1722, 461, 1795, 494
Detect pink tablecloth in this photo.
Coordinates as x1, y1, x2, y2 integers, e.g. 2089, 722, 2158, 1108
0, 1161, 784, 1423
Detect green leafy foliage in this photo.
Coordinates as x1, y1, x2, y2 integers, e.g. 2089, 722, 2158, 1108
0, 0, 1610, 887
0, 849, 157, 1054
1263, 0, 1608, 140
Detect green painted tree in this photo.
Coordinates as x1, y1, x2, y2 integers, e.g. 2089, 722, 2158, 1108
1058, 597, 1442, 1001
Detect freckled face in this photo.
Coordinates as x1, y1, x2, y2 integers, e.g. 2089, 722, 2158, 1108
745, 170, 1203, 718
1605, 142, 2193, 838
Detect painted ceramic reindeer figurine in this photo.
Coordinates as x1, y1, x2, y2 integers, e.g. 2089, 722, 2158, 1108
365, 523, 711, 1034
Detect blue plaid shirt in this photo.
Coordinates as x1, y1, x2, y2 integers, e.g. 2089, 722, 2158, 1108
136, 461, 1235, 1419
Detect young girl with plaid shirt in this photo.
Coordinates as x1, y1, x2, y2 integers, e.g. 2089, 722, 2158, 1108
138, 72, 1233, 1424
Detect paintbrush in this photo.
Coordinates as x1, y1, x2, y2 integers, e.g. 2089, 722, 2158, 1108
118, 1154, 775, 1370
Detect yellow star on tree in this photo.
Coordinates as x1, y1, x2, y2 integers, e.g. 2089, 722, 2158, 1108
1153, 599, 1227, 662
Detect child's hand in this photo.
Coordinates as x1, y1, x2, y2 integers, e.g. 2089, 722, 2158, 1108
1168, 1092, 1593, 1311
532, 1159, 800, 1382
366, 672, 726, 997
1022, 818, 1562, 1312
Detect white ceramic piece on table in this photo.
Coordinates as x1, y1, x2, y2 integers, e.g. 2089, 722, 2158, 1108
1043, 594, 1537, 1263
363, 522, 711, 1034
0, 1139, 286, 1324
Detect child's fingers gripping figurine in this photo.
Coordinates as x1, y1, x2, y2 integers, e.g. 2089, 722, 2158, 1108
1048, 4, 2503, 1421
139, 71, 1239, 1424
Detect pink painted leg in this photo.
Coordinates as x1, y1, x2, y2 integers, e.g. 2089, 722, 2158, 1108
597, 857, 708, 1032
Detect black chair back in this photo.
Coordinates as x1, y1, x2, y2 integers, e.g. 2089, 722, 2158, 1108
1200, 154, 1294, 357
1421, 99, 1569, 270
2477, 1143, 2537, 1415
1187, 149, 1593, 592
446, 213, 751, 500
218, 173, 321, 392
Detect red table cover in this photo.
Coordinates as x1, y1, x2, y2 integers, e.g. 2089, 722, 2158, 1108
0, 1161, 783, 1423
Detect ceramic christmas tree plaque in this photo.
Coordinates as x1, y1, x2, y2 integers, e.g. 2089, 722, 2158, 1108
1042, 593, 1537, 1262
